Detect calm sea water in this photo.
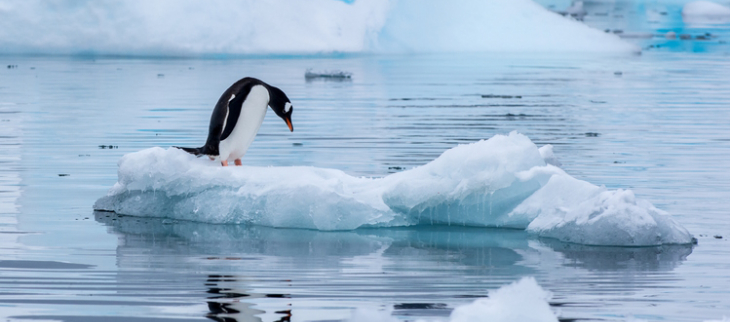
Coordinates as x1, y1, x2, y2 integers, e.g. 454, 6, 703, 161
1, 13, 730, 321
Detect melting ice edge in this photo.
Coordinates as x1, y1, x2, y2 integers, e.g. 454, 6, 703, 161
94, 132, 693, 246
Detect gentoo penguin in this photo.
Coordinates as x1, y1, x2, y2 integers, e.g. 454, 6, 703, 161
175, 77, 293, 166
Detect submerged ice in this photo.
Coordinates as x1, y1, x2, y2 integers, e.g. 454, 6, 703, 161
94, 132, 693, 246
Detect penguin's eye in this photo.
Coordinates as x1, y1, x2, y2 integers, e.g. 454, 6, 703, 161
284, 102, 292, 113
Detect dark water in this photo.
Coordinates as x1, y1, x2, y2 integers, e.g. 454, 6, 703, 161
1, 50, 729, 321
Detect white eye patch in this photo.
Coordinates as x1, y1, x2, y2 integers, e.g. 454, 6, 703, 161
228, 94, 236, 104
284, 102, 292, 113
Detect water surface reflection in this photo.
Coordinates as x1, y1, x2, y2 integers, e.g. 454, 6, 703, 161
95, 212, 693, 321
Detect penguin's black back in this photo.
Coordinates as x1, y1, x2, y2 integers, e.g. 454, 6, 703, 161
175, 77, 269, 157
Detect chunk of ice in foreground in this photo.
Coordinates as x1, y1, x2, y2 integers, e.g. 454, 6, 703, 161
347, 277, 558, 322
450, 277, 557, 322
94, 132, 693, 246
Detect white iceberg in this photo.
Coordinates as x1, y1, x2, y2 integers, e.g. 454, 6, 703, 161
682, 1, 730, 24
0, 0, 636, 55
94, 132, 693, 246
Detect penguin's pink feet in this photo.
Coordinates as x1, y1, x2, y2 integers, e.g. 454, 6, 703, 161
221, 160, 228, 167
209, 156, 215, 161
234, 159, 242, 166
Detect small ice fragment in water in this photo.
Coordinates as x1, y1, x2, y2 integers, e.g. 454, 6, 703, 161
348, 277, 557, 322
666, 31, 677, 39
450, 277, 557, 322
482, 94, 522, 99
305, 69, 352, 79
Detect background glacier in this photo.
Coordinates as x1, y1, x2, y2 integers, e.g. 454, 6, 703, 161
0, 0, 635, 55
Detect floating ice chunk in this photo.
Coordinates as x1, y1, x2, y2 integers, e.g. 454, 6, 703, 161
450, 277, 557, 322
305, 69, 352, 80
94, 132, 694, 246
345, 277, 557, 322
682, 1, 730, 24
95, 132, 549, 230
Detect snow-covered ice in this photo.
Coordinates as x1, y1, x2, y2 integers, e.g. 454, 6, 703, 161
450, 277, 557, 322
682, 1, 730, 24
346, 277, 558, 322
94, 132, 693, 246
0, 0, 636, 55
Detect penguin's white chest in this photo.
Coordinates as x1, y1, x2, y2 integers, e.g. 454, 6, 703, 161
218, 85, 269, 161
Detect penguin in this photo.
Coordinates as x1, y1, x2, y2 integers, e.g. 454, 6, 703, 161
175, 77, 293, 166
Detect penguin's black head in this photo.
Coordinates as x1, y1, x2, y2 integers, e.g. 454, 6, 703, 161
268, 86, 294, 132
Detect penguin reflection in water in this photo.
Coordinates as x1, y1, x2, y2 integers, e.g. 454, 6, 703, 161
176, 77, 293, 166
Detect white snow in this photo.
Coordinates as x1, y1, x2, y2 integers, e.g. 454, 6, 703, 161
94, 132, 693, 246
682, 1, 730, 24
0, 0, 636, 55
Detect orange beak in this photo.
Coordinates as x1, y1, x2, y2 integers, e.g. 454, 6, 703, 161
285, 118, 293, 132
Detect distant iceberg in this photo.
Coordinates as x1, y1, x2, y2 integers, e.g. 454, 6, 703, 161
682, 1, 730, 24
94, 132, 693, 246
0, 0, 636, 56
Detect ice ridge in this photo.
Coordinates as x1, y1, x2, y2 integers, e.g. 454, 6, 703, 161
94, 132, 693, 246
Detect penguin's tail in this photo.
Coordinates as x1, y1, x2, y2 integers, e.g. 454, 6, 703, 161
174, 146, 216, 157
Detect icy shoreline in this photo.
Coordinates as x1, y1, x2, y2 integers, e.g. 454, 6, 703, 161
94, 132, 693, 246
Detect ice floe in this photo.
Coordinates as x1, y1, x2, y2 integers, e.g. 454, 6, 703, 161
94, 132, 693, 246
